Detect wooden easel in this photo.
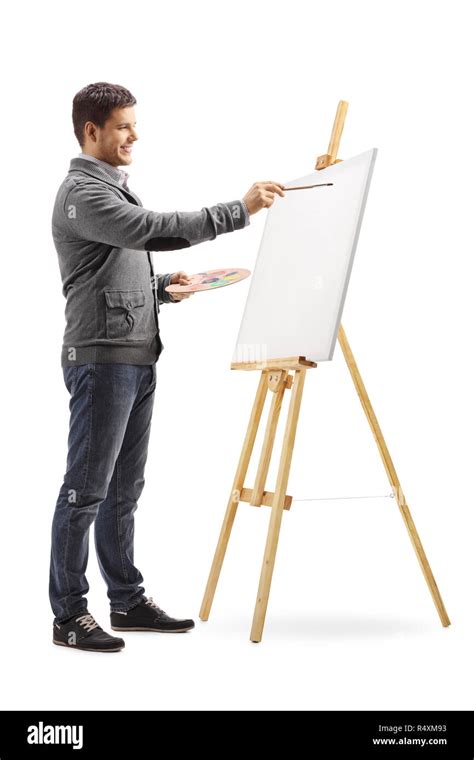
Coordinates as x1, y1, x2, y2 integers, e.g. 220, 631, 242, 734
199, 101, 450, 642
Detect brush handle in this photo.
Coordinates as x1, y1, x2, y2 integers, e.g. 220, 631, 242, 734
283, 182, 333, 191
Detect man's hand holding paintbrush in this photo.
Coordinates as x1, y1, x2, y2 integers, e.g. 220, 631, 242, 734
242, 181, 286, 214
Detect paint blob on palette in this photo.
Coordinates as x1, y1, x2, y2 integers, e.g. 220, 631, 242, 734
165, 268, 251, 294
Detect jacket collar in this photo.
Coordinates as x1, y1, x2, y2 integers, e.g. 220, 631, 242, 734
68, 157, 142, 206
78, 152, 129, 184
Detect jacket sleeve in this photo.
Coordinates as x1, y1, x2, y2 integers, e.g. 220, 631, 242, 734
62, 181, 250, 251
153, 272, 179, 304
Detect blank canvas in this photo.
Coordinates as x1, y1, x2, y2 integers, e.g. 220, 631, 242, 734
232, 148, 378, 364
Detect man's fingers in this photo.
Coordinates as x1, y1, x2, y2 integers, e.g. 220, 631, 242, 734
255, 186, 285, 203
260, 182, 285, 196
262, 191, 279, 206
172, 270, 192, 285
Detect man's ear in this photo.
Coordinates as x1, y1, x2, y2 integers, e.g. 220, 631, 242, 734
84, 121, 98, 143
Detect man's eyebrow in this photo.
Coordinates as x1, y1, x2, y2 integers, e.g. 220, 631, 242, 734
115, 122, 137, 127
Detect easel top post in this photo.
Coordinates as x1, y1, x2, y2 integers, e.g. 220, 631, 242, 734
315, 99, 348, 170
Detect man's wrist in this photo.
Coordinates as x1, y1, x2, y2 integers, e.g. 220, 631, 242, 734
241, 198, 250, 223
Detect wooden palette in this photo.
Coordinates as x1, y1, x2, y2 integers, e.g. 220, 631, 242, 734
165, 268, 251, 294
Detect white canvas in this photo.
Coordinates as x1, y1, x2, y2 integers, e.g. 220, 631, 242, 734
232, 148, 378, 364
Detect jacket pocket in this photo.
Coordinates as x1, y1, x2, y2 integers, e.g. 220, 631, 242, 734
104, 289, 146, 339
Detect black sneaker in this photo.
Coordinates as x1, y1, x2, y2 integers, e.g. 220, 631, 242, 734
53, 611, 125, 652
110, 597, 195, 633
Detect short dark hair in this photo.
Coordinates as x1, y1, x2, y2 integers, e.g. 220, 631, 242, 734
72, 82, 137, 146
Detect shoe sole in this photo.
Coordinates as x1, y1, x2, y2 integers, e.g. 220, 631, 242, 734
111, 626, 194, 633
53, 640, 124, 652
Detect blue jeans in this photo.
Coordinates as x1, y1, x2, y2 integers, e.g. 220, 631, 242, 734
49, 363, 156, 622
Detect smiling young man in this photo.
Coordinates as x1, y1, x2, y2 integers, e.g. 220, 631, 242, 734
49, 81, 285, 653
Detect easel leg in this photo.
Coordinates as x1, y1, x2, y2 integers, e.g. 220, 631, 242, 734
251, 371, 288, 505
200, 371, 269, 621
338, 324, 450, 626
250, 369, 307, 642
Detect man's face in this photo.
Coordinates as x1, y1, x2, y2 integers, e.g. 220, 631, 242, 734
83, 106, 138, 166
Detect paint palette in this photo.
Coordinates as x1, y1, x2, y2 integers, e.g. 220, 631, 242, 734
165, 268, 251, 294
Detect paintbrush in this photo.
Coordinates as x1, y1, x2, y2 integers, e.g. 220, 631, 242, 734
283, 182, 334, 191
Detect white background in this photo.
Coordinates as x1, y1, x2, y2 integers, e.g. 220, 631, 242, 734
1, 0, 473, 711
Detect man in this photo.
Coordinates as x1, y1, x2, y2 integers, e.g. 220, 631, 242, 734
50, 81, 285, 653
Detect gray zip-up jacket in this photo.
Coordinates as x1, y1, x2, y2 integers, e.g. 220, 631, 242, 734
52, 157, 250, 367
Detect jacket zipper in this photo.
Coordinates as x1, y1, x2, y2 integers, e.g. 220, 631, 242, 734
147, 251, 160, 331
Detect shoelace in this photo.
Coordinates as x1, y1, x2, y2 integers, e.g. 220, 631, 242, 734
145, 597, 167, 617
75, 613, 100, 633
